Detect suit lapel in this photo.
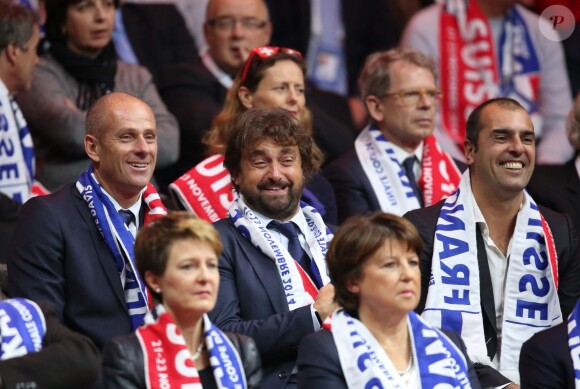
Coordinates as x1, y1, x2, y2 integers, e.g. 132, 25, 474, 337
71, 187, 128, 311
229, 221, 290, 313
476, 229, 498, 359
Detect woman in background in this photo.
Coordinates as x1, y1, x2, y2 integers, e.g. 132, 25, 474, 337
297, 212, 480, 388
102, 212, 261, 388
17, 0, 178, 191
169, 46, 337, 225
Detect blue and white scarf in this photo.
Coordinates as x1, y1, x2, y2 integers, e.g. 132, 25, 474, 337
228, 196, 332, 310
327, 309, 472, 388
355, 126, 420, 216
0, 298, 46, 360
567, 299, 580, 387
0, 80, 36, 203
76, 167, 151, 330
423, 170, 561, 383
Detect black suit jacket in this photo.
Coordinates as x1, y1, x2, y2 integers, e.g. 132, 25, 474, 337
209, 217, 329, 388
267, 0, 397, 97
0, 303, 100, 389
7, 184, 135, 350
404, 200, 580, 362
527, 159, 580, 237
519, 321, 574, 389
121, 3, 197, 81
297, 327, 482, 388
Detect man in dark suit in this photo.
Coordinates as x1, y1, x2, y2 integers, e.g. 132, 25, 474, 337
208, 107, 336, 388
405, 97, 580, 386
8, 92, 166, 350
325, 48, 463, 224
527, 93, 580, 234
112, 1, 197, 81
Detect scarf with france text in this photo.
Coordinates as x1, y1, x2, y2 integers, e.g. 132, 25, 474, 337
0, 298, 46, 360
567, 298, 580, 387
0, 81, 48, 203
324, 309, 472, 388
355, 125, 461, 216
439, 0, 540, 154
423, 170, 560, 383
229, 196, 332, 310
137, 305, 246, 389
76, 166, 167, 330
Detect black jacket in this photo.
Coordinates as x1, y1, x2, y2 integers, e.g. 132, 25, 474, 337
102, 331, 262, 388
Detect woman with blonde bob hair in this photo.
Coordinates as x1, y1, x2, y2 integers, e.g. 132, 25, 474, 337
102, 212, 262, 388
297, 212, 481, 388
169, 46, 337, 224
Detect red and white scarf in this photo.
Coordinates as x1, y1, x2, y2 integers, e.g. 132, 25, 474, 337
137, 305, 247, 389
355, 126, 460, 215
169, 155, 236, 222
439, 0, 540, 153
424, 170, 560, 383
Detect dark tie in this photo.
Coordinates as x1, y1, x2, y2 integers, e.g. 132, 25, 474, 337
268, 220, 321, 288
402, 156, 423, 206
118, 210, 135, 227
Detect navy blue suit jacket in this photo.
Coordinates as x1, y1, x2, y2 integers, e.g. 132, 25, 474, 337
519, 321, 574, 388
297, 327, 482, 388
8, 184, 133, 350
209, 217, 322, 388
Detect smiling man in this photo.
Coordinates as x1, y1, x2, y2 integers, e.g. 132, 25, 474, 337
8, 92, 167, 351
324, 48, 463, 223
209, 107, 336, 388
405, 97, 580, 386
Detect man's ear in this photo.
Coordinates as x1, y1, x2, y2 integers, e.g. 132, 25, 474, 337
4, 42, 18, 65
464, 139, 476, 165
365, 95, 384, 124
238, 86, 254, 109
84, 134, 100, 163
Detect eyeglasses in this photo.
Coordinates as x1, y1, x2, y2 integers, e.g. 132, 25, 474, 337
207, 16, 268, 31
382, 89, 443, 106
241, 46, 303, 82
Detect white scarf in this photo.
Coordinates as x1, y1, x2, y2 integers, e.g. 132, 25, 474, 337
423, 170, 561, 383
327, 309, 472, 388
355, 125, 461, 215
228, 196, 332, 310
0, 80, 35, 202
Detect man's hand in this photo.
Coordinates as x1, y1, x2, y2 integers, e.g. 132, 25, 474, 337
313, 284, 338, 321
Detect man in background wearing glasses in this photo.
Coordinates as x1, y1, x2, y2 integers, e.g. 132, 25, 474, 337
324, 48, 463, 224
155, 0, 271, 184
